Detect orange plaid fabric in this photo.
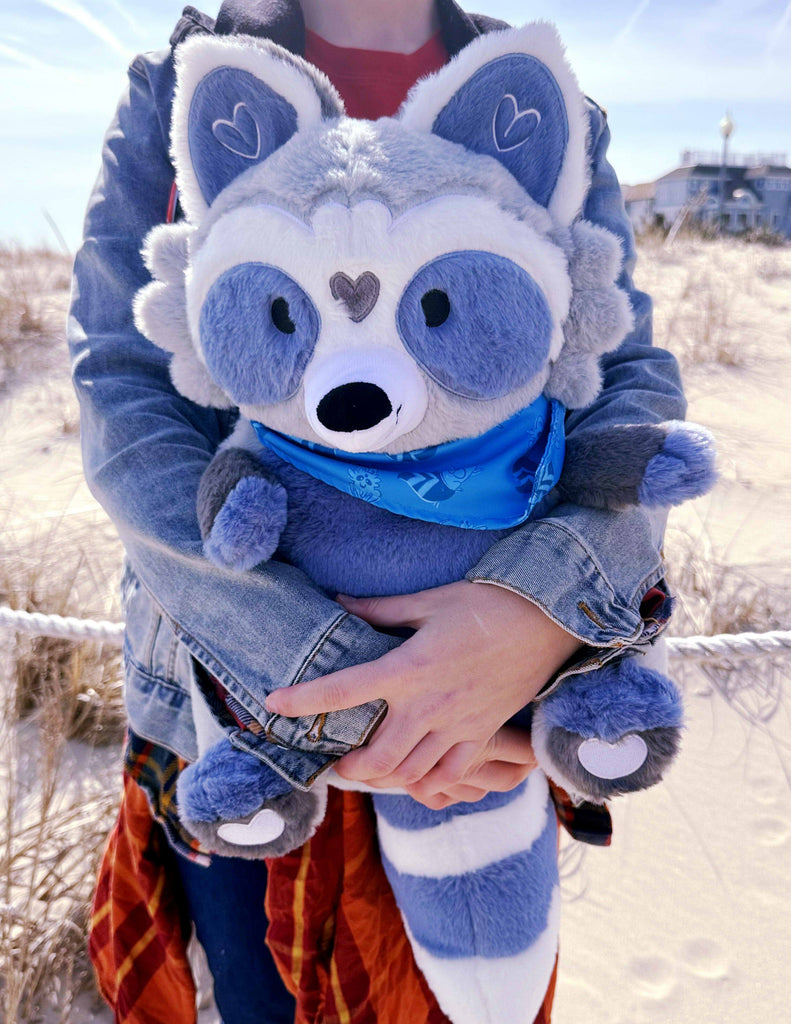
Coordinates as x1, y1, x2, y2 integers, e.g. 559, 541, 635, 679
266, 785, 558, 1024
89, 772, 197, 1024
90, 769, 558, 1024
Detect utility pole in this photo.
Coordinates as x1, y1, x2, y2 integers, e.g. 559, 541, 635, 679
719, 111, 734, 231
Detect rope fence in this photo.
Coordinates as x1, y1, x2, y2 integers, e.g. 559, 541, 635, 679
2, 605, 791, 663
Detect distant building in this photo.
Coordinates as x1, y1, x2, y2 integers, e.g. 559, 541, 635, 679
623, 151, 791, 238
622, 182, 656, 234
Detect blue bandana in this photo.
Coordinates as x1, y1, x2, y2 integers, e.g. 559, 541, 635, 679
251, 396, 565, 530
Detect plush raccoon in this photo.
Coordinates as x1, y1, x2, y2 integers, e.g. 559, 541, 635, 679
135, 24, 715, 1023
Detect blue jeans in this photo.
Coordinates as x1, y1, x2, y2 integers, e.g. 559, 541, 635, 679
174, 852, 296, 1024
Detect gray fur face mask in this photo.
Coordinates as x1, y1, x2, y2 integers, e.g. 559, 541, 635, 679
135, 25, 634, 454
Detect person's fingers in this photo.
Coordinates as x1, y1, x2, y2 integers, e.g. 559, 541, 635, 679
426, 783, 489, 804
463, 758, 534, 793
405, 790, 454, 811
338, 591, 432, 629
334, 716, 428, 782
408, 732, 535, 800
364, 732, 451, 788
264, 647, 405, 716
486, 726, 538, 769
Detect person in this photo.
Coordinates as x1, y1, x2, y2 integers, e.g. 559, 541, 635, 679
69, 1, 685, 1021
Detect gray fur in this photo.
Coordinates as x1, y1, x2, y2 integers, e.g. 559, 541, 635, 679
134, 278, 192, 356
197, 447, 272, 538
180, 785, 327, 860
142, 221, 193, 284
546, 725, 681, 803
558, 423, 668, 509
545, 219, 634, 409
193, 119, 553, 251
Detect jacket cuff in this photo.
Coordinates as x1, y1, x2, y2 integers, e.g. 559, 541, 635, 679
466, 508, 664, 648
173, 606, 399, 731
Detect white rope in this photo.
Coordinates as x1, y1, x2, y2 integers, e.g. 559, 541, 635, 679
0, 607, 125, 645
666, 630, 791, 662
1, 606, 790, 663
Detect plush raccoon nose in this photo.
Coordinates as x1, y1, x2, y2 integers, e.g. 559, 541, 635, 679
316, 382, 393, 433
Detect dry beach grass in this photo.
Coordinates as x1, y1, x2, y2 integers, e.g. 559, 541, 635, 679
0, 235, 789, 1022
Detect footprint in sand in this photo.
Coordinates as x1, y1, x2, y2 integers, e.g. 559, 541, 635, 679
628, 955, 677, 999
753, 815, 790, 846
746, 773, 784, 805
681, 938, 730, 980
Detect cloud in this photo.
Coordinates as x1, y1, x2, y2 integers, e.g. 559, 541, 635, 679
36, 0, 128, 56
613, 0, 651, 47
767, 1, 791, 52
101, 0, 143, 37
0, 40, 53, 69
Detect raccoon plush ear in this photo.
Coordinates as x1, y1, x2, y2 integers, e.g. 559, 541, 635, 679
399, 23, 589, 227
171, 34, 344, 221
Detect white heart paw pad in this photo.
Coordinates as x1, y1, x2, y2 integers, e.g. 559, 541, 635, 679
217, 809, 286, 846
577, 734, 648, 780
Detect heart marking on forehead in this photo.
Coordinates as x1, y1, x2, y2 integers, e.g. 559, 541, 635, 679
330, 271, 381, 323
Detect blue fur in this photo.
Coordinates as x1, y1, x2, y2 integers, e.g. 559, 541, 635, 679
199, 263, 319, 405
397, 251, 553, 399
432, 55, 568, 210
638, 423, 717, 507
539, 658, 684, 742
380, 803, 557, 958
189, 68, 298, 206
178, 737, 291, 822
373, 783, 525, 831
251, 444, 513, 595
205, 474, 288, 570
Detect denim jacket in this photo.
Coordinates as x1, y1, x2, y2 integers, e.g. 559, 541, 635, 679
68, 0, 685, 767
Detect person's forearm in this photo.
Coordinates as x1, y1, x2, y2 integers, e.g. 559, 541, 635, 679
70, 54, 402, 728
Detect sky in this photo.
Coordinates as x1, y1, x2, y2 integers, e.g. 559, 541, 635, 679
1, 0, 789, 248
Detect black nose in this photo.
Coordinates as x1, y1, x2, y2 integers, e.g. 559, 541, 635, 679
316, 382, 393, 433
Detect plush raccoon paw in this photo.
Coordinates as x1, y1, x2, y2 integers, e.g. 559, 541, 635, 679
638, 422, 717, 508
532, 657, 684, 803
177, 739, 328, 859
181, 788, 328, 859
203, 475, 288, 571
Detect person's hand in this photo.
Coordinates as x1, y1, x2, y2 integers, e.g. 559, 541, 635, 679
404, 724, 538, 810
264, 580, 581, 790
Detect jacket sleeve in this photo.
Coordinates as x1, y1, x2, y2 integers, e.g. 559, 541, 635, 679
68, 56, 397, 725
467, 102, 686, 652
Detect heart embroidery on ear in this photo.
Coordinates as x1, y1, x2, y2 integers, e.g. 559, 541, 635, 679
492, 94, 542, 153
212, 102, 262, 160
330, 271, 381, 323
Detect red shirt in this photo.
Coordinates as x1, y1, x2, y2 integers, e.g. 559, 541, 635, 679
304, 29, 448, 120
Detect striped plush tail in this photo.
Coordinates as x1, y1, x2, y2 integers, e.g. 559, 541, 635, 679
372, 771, 560, 1024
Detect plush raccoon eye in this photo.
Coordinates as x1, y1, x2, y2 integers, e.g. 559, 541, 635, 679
200, 262, 319, 405
271, 296, 296, 334
421, 289, 450, 327
397, 250, 553, 400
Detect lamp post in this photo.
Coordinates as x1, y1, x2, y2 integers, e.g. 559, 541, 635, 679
719, 111, 734, 231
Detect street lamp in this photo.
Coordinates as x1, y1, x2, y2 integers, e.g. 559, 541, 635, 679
719, 111, 734, 229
